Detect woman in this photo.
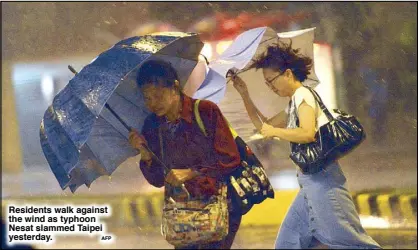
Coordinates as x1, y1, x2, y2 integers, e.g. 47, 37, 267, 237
128, 60, 242, 249
231, 42, 381, 249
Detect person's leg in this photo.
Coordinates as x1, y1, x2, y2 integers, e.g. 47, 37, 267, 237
220, 210, 242, 249
302, 164, 381, 249
275, 189, 312, 249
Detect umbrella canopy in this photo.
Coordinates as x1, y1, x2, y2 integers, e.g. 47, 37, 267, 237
40, 32, 203, 192
188, 27, 319, 104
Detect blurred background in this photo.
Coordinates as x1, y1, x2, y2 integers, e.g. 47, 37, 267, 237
2, 2, 417, 249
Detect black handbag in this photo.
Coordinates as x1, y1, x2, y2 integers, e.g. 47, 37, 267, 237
227, 136, 275, 215
289, 87, 366, 174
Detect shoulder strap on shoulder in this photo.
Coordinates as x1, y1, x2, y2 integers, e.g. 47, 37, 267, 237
194, 99, 239, 139
194, 99, 208, 137
226, 119, 238, 139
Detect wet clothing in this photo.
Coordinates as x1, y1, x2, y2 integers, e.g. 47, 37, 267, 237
275, 162, 381, 249
139, 95, 242, 249
275, 86, 381, 249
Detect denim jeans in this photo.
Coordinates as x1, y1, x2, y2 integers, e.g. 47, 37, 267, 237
275, 162, 381, 249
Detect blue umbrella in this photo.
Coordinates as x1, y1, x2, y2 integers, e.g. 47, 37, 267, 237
40, 32, 203, 193
192, 27, 320, 104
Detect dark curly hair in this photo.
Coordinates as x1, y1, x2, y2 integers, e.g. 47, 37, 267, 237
136, 60, 179, 88
251, 40, 313, 82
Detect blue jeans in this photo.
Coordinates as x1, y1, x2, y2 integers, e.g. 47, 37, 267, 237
275, 162, 381, 249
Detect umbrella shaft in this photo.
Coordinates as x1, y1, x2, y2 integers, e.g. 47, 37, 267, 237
104, 103, 131, 131
104, 104, 171, 172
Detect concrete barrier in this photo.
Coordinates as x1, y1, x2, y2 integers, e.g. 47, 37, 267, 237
352, 192, 417, 223
2, 190, 416, 229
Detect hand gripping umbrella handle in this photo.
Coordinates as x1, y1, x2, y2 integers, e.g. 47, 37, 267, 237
140, 143, 191, 200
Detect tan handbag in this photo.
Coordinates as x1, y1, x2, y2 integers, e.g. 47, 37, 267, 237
161, 183, 229, 247
158, 127, 229, 247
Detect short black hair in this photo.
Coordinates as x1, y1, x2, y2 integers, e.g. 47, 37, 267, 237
251, 41, 313, 82
136, 59, 179, 88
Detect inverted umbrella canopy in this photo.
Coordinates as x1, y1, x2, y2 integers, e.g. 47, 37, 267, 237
40, 32, 203, 192
189, 27, 319, 103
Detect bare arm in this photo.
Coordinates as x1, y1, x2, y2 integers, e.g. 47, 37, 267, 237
232, 75, 268, 131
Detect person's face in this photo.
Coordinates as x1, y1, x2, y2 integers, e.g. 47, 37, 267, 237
262, 68, 293, 97
141, 82, 179, 116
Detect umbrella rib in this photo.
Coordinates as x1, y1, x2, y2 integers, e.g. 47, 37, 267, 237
67, 166, 91, 192
99, 111, 132, 140
260, 36, 278, 46
84, 139, 113, 176
220, 31, 269, 59
43, 105, 84, 172
78, 144, 113, 183
222, 36, 278, 79
111, 89, 143, 110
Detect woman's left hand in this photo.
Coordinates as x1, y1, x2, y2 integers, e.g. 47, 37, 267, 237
166, 169, 198, 186
260, 123, 279, 138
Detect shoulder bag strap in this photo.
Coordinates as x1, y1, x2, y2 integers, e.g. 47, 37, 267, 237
304, 87, 335, 122
194, 99, 239, 139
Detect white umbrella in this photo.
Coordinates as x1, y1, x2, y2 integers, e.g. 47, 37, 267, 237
184, 27, 320, 103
